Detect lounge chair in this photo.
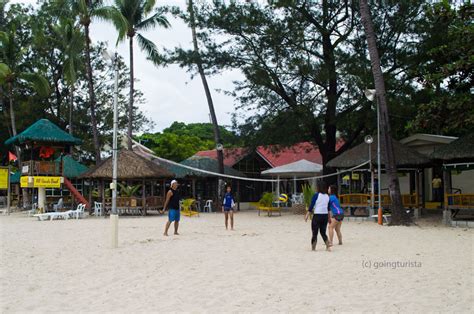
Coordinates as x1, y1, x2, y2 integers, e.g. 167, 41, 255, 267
34, 211, 70, 221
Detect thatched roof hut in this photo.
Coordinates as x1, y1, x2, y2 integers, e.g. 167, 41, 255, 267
80, 150, 173, 179
327, 138, 431, 168
431, 133, 474, 162
5, 119, 82, 146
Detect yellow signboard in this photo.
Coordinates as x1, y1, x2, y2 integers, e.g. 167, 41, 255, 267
342, 173, 360, 181
20, 176, 62, 188
0, 168, 8, 190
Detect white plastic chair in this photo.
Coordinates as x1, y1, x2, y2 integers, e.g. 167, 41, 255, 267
28, 203, 38, 217
53, 198, 64, 212
94, 202, 103, 217
203, 200, 213, 213
66, 203, 85, 219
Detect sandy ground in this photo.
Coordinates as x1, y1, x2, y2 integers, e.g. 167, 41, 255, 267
0, 210, 473, 313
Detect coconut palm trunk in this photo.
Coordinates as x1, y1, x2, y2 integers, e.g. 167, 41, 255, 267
188, 0, 225, 205
84, 23, 101, 163
69, 84, 74, 136
188, 0, 224, 176
128, 34, 134, 150
359, 0, 409, 225
68, 84, 75, 154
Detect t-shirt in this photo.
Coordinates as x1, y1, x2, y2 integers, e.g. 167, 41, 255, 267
168, 189, 180, 210
308, 192, 329, 214
223, 192, 235, 208
432, 178, 442, 188
329, 195, 343, 216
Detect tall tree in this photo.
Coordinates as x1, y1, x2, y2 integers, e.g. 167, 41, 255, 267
407, 2, 474, 136
112, 0, 170, 150
187, 0, 225, 201
359, 0, 409, 225
0, 30, 50, 155
167, 1, 425, 181
70, 0, 127, 163
52, 19, 85, 139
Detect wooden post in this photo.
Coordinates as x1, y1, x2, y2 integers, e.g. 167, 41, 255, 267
349, 172, 353, 194
414, 170, 420, 219
142, 179, 146, 216
337, 173, 341, 196
442, 168, 450, 225
192, 178, 196, 199
237, 180, 240, 211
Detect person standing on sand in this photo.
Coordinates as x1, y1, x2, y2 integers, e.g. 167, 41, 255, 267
432, 174, 442, 202
162, 180, 181, 236
222, 185, 236, 230
328, 185, 344, 247
305, 181, 331, 252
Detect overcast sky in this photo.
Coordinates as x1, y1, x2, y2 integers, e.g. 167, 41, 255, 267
11, 0, 242, 132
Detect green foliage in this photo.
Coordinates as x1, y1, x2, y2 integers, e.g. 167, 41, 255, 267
407, 3, 474, 136
302, 184, 315, 208
118, 183, 141, 197
166, 1, 427, 169
259, 192, 274, 207
137, 122, 241, 162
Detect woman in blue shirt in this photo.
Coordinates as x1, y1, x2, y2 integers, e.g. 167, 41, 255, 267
328, 185, 344, 246
222, 185, 236, 230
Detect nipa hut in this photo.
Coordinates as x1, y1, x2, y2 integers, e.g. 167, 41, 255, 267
327, 138, 431, 215
80, 150, 174, 215
431, 133, 474, 223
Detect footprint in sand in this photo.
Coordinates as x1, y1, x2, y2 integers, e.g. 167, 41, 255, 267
241, 233, 259, 237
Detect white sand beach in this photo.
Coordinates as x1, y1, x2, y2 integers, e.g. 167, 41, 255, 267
1, 211, 473, 313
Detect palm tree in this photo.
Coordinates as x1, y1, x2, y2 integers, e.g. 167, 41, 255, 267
69, 0, 127, 163
52, 19, 84, 140
0, 31, 50, 145
112, 0, 170, 150
187, 0, 225, 201
359, 0, 409, 225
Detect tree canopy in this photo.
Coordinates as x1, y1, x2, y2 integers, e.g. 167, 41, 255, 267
137, 122, 241, 162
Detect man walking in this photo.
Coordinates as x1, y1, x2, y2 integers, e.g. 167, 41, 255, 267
162, 180, 181, 236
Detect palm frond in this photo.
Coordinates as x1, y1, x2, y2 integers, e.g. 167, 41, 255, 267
93, 6, 129, 43
0, 63, 11, 82
136, 9, 170, 31
143, 0, 156, 15
136, 33, 160, 62
18, 72, 50, 98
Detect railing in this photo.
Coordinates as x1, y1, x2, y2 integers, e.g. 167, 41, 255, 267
340, 193, 420, 208
146, 196, 164, 208
446, 194, 474, 209
21, 161, 63, 176
340, 194, 370, 207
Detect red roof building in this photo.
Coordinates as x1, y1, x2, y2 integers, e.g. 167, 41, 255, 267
194, 142, 328, 168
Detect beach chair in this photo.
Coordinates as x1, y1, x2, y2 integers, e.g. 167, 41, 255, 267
181, 199, 200, 217
28, 203, 38, 217
34, 211, 70, 221
203, 200, 213, 213
94, 202, 103, 217
53, 198, 64, 212
66, 203, 85, 219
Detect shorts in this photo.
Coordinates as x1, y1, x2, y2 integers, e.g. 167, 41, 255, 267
168, 209, 180, 222
333, 214, 344, 222
223, 207, 233, 212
